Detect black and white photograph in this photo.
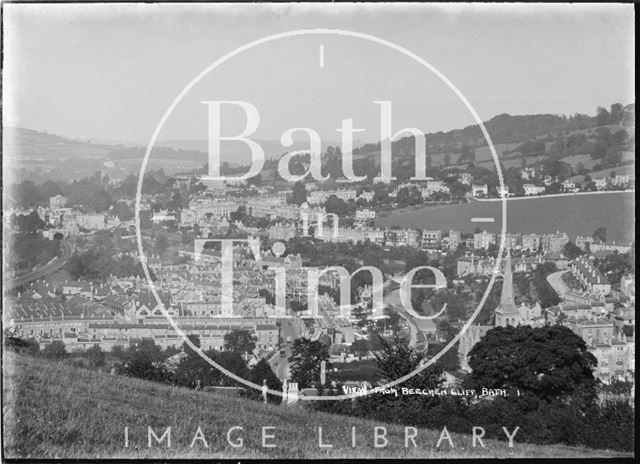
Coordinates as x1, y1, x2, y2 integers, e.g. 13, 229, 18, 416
1, 2, 635, 460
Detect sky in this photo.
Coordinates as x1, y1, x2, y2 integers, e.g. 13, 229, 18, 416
2, 3, 635, 145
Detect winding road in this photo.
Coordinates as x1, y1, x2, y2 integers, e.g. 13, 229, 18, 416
6, 240, 74, 289
546, 270, 571, 300
384, 284, 430, 351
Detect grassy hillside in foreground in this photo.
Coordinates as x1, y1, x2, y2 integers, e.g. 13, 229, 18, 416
2, 352, 632, 459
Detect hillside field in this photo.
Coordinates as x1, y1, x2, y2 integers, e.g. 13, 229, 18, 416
376, 191, 635, 243
2, 353, 631, 459
569, 163, 636, 184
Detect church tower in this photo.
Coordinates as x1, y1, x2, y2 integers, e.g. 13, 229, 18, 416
494, 250, 520, 327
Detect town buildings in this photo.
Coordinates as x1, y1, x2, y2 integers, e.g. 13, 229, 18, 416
458, 252, 543, 370
542, 231, 570, 253
357, 190, 375, 202
571, 256, 612, 297
421, 180, 450, 197
268, 222, 297, 241
496, 186, 510, 197
76, 213, 108, 230
503, 233, 521, 250
421, 230, 442, 249
49, 194, 68, 209
456, 254, 543, 277
594, 178, 608, 190
471, 184, 488, 198
190, 198, 236, 221
308, 189, 357, 205
523, 184, 546, 196
151, 209, 177, 224
610, 174, 630, 188
589, 241, 633, 255
459, 173, 473, 185
493, 253, 542, 328
448, 230, 462, 249
9, 166, 634, 388
522, 234, 542, 252
575, 235, 593, 251
521, 167, 536, 181
355, 209, 376, 220
473, 231, 495, 250
620, 274, 635, 303
384, 228, 420, 248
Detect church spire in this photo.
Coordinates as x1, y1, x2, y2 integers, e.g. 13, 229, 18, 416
499, 250, 516, 310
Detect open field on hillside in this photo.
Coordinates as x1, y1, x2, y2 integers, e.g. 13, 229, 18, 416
474, 143, 523, 161
376, 191, 635, 243
569, 163, 636, 183
560, 154, 599, 170
2, 353, 631, 459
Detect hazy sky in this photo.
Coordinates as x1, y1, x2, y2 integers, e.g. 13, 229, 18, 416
3, 3, 635, 144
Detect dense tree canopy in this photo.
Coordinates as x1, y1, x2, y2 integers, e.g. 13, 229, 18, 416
246, 359, 282, 403
289, 338, 331, 388
292, 181, 307, 206
8, 234, 60, 271
12, 211, 45, 235
592, 227, 607, 244
324, 195, 354, 217
467, 325, 598, 405
223, 329, 257, 354
42, 340, 68, 359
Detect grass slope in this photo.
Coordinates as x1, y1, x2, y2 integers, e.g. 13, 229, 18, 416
3, 127, 115, 160
376, 191, 635, 243
3, 354, 632, 459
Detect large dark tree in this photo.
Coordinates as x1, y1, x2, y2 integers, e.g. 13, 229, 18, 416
288, 338, 330, 388
85, 344, 106, 367
467, 325, 597, 406
41, 340, 67, 359
246, 359, 283, 403
324, 195, 351, 216
247, 173, 262, 186
563, 241, 584, 260
592, 227, 607, 244
215, 351, 250, 386
229, 206, 247, 223
116, 339, 168, 382
39, 180, 63, 200
168, 190, 186, 211
532, 262, 561, 308
593, 252, 634, 284
181, 334, 201, 354
373, 335, 443, 385
291, 181, 307, 206
335, 335, 445, 425
114, 201, 134, 221
172, 349, 221, 388
14, 210, 45, 235
5, 336, 40, 356
609, 103, 625, 125
596, 106, 611, 126
88, 188, 112, 212
14, 180, 43, 207
223, 329, 257, 354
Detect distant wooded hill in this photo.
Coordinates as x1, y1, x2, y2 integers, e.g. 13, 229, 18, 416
4, 103, 634, 183
355, 103, 635, 156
